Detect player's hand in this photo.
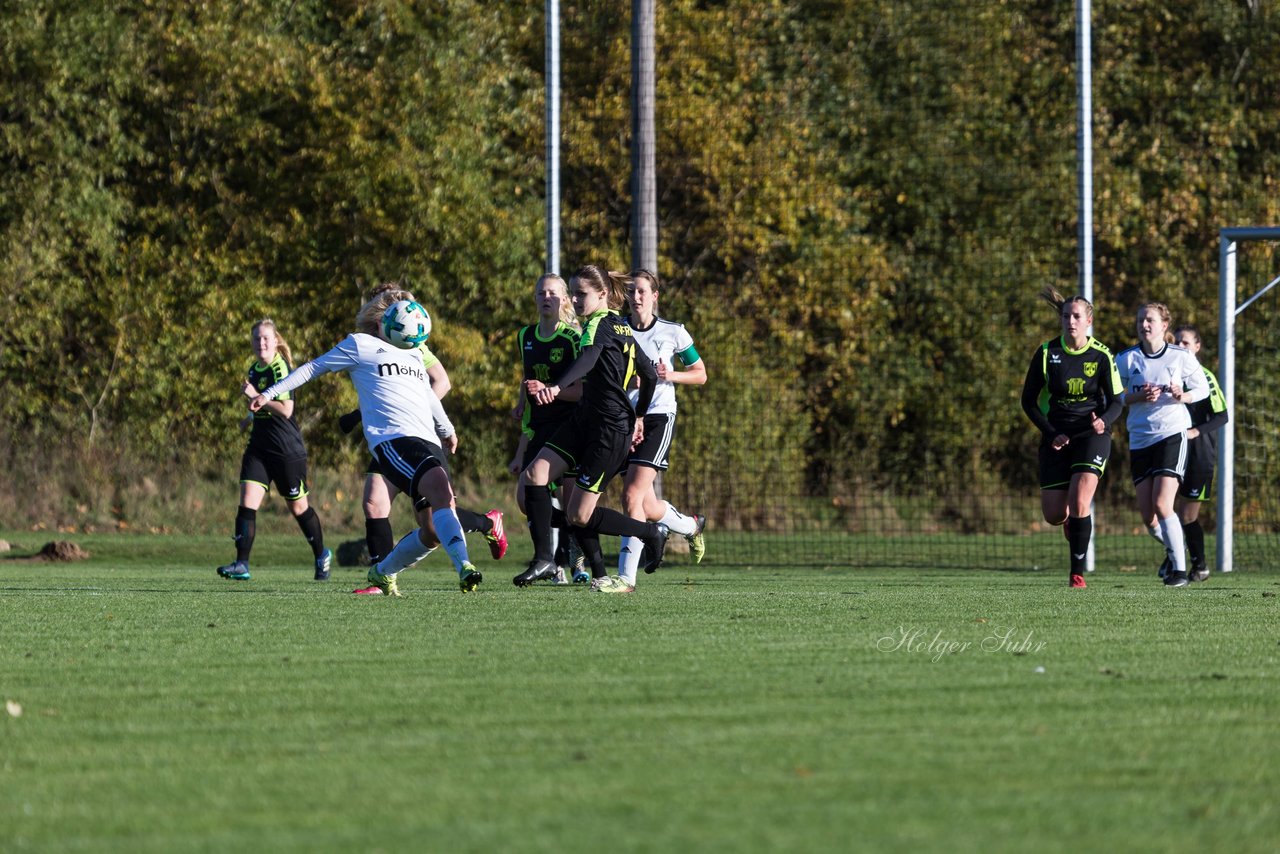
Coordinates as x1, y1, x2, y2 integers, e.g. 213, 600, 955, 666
525, 379, 546, 396
1187, 427, 1200, 440
655, 362, 669, 382
508, 455, 523, 474
444, 433, 458, 454
1143, 383, 1162, 402
248, 394, 268, 412
534, 384, 560, 406
1167, 383, 1185, 402
1090, 411, 1106, 435
631, 419, 645, 450
242, 380, 257, 399
1051, 433, 1070, 451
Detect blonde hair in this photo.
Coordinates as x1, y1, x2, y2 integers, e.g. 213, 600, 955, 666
1138, 302, 1173, 343
1039, 285, 1093, 322
570, 265, 630, 312
251, 318, 292, 366
536, 273, 578, 328
357, 283, 415, 336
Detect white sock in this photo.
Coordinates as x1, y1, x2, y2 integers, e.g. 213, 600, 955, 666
549, 526, 560, 562
376, 529, 435, 575
1158, 515, 1187, 575
618, 535, 643, 585
432, 508, 471, 574
1148, 523, 1173, 560
659, 501, 698, 537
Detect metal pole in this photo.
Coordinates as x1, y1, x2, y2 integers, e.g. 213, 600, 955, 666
1218, 236, 1236, 572
545, 0, 560, 274
631, 0, 657, 272
1077, 0, 1093, 307
1077, 0, 1096, 571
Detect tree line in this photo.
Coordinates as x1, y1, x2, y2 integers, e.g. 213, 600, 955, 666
3, 1, 1278, 528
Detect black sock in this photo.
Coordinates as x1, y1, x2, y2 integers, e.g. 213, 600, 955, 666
1184, 520, 1205, 566
580, 505, 652, 539
1066, 515, 1092, 575
571, 528, 608, 578
294, 507, 324, 557
524, 483, 555, 562
234, 507, 256, 563
366, 517, 394, 565
455, 508, 490, 534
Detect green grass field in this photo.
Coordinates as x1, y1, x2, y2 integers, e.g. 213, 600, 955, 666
2, 531, 1278, 852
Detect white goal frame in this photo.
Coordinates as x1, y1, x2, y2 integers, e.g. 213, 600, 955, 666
1217, 226, 1280, 573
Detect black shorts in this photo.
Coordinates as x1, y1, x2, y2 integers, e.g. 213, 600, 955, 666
1038, 432, 1111, 490
366, 444, 450, 478
544, 410, 633, 495
1130, 432, 1188, 485
1179, 435, 1214, 499
240, 450, 309, 501
371, 437, 447, 504
522, 420, 571, 470
627, 412, 675, 471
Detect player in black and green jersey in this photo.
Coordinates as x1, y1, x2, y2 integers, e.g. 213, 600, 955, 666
1172, 325, 1229, 582
1020, 287, 1123, 588
515, 265, 669, 590
507, 274, 585, 583
217, 319, 331, 582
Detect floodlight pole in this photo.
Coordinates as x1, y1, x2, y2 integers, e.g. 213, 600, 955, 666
1077, 0, 1093, 308
545, 0, 561, 274
631, 0, 657, 272
1077, 0, 1096, 571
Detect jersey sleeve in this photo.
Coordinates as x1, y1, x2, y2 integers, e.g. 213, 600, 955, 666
1097, 351, 1123, 428
270, 355, 294, 401
673, 324, 700, 367
425, 383, 455, 439
633, 342, 659, 416
1020, 348, 1055, 437
418, 344, 440, 371
1178, 351, 1209, 404
260, 336, 358, 401
552, 312, 606, 391
1196, 368, 1229, 434
1116, 351, 1134, 393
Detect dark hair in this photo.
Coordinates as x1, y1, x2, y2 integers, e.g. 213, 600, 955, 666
1172, 324, 1201, 347
570, 265, 629, 311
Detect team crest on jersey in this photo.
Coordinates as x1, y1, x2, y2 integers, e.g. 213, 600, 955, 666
1083, 362, 1098, 377
550, 347, 564, 363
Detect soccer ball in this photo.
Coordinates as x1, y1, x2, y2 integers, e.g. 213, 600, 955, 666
381, 299, 431, 349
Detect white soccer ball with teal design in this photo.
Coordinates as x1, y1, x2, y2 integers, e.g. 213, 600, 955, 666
381, 299, 431, 349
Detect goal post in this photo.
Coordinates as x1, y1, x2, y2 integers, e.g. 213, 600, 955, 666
1217, 226, 1280, 573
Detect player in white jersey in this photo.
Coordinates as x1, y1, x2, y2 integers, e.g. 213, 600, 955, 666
248, 294, 482, 596
339, 285, 506, 575
612, 269, 708, 591
1116, 302, 1209, 587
